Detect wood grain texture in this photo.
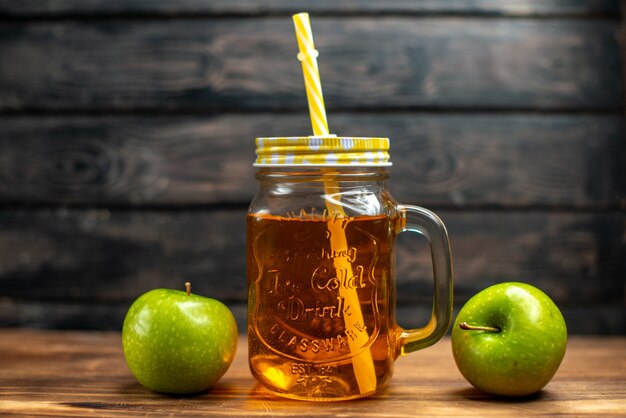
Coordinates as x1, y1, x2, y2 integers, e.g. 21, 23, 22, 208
0, 18, 621, 111
0, 208, 622, 333
0, 114, 623, 207
0, 330, 624, 417
0, 0, 619, 17
0, 1, 623, 337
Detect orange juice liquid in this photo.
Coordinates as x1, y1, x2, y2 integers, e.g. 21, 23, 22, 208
247, 212, 399, 400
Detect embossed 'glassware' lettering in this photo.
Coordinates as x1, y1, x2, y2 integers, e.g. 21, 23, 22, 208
247, 213, 398, 399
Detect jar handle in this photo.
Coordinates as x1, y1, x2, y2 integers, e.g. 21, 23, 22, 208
396, 204, 454, 355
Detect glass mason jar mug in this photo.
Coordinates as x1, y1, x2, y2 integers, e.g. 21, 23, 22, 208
247, 136, 453, 401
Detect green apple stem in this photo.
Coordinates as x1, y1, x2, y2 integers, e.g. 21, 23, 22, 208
185, 281, 191, 296
459, 322, 501, 333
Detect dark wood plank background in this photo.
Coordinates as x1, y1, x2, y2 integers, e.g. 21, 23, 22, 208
0, 0, 623, 334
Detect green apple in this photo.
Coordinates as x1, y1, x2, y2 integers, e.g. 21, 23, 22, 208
122, 282, 238, 394
451, 282, 567, 397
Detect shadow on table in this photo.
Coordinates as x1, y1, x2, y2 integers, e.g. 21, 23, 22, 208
451, 387, 549, 403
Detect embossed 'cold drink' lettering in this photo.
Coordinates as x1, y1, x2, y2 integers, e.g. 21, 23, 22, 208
247, 213, 397, 399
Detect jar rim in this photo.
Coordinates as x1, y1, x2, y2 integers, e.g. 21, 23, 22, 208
254, 166, 390, 181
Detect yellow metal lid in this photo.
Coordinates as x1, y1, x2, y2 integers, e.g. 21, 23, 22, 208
254, 136, 391, 167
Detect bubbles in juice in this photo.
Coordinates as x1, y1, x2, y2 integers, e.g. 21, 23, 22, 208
247, 212, 398, 400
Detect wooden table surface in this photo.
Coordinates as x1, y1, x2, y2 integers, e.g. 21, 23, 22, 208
0, 330, 624, 417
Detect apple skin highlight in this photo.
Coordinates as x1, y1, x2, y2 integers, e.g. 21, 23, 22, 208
451, 282, 567, 397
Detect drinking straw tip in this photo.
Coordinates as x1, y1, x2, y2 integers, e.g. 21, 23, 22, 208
292, 11, 329, 136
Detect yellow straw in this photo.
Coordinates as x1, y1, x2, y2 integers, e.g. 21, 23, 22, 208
292, 12, 377, 396
293, 12, 329, 136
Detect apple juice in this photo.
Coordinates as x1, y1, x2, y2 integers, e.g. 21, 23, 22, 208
247, 212, 399, 400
